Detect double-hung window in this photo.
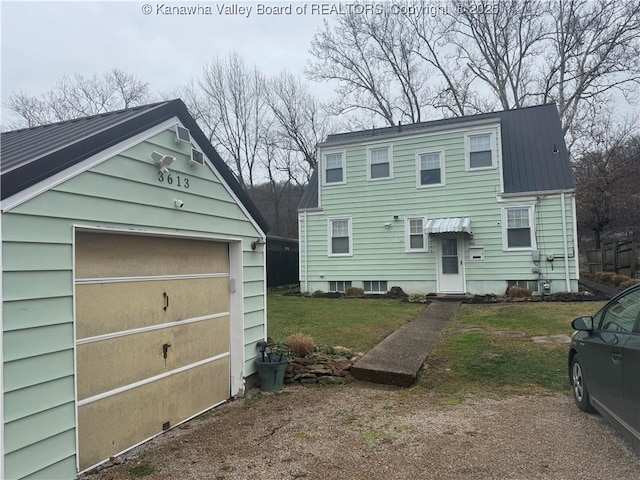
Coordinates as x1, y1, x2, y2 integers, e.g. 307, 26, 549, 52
367, 145, 392, 180
406, 217, 427, 252
328, 218, 352, 256
504, 206, 534, 249
417, 151, 444, 187
324, 152, 345, 184
467, 133, 494, 170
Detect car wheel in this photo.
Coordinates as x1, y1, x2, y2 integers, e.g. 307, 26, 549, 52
571, 355, 596, 413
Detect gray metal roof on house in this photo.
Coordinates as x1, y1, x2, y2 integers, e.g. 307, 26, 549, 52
298, 104, 574, 209
1, 99, 269, 233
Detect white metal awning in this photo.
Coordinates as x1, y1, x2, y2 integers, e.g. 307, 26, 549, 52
425, 217, 472, 234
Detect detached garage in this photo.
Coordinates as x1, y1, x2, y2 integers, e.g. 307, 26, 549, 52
0, 100, 270, 479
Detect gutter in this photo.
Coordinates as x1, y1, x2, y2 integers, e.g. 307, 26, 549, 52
498, 188, 575, 199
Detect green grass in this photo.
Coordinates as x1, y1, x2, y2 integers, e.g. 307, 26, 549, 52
267, 293, 425, 352
418, 301, 606, 402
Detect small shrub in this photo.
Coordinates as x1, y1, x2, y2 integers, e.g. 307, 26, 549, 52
506, 286, 532, 298
619, 279, 640, 289
598, 272, 615, 284
312, 290, 325, 298
388, 286, 408, 298
344, 286, 365, 297
286, 333, 316, 357
611, 274, 631, 286
579, 269, 594, 279
408, 293, 427, 303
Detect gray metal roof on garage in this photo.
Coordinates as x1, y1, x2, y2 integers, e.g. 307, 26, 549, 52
299, 104, 574, 209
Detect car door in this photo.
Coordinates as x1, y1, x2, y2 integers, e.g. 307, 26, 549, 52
585, 288, 640, 421
621, 308, 640, 444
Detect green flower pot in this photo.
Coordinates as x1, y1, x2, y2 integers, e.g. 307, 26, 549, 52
255, 357, 288, 392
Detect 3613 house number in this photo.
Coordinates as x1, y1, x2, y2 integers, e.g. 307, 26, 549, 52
158, 172, 190, 189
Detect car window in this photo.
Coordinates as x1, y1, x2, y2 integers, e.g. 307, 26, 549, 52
598, 288, 640, 333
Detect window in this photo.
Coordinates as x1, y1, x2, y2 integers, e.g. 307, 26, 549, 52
364, 281, 387, 293
406, 217, 427, 252
328, 218, 352, 256
467, 133, 494, 170
329, 281, 352, 292
598, 288, 640, 333
417, 151, 444, 186
507, 280, 539, 293
324, 152, 345, 184
367, 145, 392, 180
504, 207, 534, 249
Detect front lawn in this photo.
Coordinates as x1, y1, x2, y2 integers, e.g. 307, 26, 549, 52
267, 293, 425, 352
420, 301, 607, 402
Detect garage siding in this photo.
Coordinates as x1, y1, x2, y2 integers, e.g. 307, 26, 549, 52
1, 127, 266, 479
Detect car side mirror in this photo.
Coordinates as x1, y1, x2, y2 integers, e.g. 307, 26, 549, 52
571, 316, 594, 332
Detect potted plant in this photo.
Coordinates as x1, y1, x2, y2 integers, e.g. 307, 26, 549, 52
254, 339, 289, 392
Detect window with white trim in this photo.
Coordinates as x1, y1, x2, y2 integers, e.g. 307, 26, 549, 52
367, 145, 392, 180
328, 218, 352, 256
504, 206, 535, 249
364, 281, 387, 293
329, 281, 352, 292
467, 133, 494, 170
406, 217, 427, 252
324, 152, 345, 184
417, 151, 444, 186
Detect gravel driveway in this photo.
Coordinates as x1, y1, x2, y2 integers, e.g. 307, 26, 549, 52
84, 383, 639, 480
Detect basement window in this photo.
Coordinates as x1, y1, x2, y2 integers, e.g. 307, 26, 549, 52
364, 281, 388, 294
329, 281, 352, 292
507, 280, 539, 293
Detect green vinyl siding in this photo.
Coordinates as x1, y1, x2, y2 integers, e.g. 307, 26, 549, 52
2, 125, 266, 479
302, 125, 577, 294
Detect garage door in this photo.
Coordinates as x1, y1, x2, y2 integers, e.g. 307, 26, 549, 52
74, 232, 231, 471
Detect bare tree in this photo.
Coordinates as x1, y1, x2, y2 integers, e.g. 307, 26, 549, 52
541, 0, 640, 148
306, 9, 430, 127
196, 53, 269, 188
307, 0, 640, 146
6, 68, 151, 128
265, 71, 334, 186
574, 106, 640, 248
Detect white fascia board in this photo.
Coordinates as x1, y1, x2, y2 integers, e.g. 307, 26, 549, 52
1, 118, 176, 213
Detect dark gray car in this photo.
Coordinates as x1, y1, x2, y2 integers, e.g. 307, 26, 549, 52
569, 284, 640, 453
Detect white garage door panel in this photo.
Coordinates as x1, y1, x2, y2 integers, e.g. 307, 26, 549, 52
77, 315, 230, 401
76, 277, 230, 339
75, 232, 229, 278
78, 357, 230, 471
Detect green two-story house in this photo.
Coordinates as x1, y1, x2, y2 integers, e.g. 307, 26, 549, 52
298, 104, 578, 296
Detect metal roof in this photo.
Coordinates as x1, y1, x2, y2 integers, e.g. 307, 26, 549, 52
298, 169, 319, 210
1, 99, 269, 233
298, 104, 574, 209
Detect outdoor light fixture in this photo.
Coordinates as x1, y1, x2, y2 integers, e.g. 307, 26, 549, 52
151, 151, 176, 173
251, 238, 266, 250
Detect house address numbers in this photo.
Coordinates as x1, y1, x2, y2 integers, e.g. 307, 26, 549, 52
158, 172, 190, 189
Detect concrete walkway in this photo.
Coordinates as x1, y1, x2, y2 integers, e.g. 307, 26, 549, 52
351, 300, 460, 387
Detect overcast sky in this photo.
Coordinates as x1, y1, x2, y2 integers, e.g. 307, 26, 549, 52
1, 1, 329, 123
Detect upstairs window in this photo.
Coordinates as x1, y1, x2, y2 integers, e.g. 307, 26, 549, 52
329, 218, 352, 256
467, 133, 494, 170
504, 206, 535, 249
367, 145, 392, 180
324, 152, 345, 184
417, 151, 444, 187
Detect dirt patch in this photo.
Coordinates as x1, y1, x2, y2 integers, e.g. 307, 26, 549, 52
82, 383, 639, 480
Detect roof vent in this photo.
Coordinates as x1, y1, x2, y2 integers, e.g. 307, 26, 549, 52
175, 125, 191, 144
190, 148, 205, 167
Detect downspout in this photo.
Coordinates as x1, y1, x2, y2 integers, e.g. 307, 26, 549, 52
571, 194, 580, 284
303, 211, 309, 293
561, 193, 570, 291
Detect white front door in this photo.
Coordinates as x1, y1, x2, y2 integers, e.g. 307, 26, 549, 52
437, 236, 465, 293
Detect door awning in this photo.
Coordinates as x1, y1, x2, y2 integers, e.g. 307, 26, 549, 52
425, 217, 472, 234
